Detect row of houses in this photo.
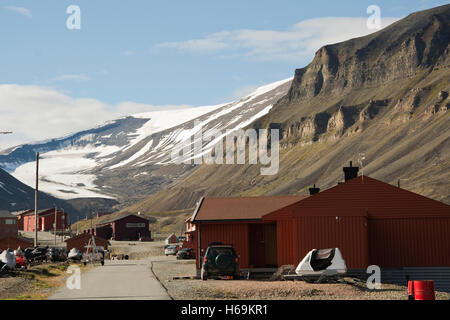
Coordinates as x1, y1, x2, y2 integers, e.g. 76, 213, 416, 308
1, 208, 152, 250
184, 162, 450, 280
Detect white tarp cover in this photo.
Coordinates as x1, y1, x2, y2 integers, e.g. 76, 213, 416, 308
295, 248, 347, 276
0, 250, 16, 269
68, 248, 82, 259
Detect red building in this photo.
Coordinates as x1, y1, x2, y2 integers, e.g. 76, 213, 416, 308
0, 211, 19, 238
11, 209, 33, 230
182, 217, 196, 249
190, 165, 450, 280
190, 195, 307, 271
0, 236, 33, 251
93, 214, 151, 241
22, 208, 69, 232
65, 233, 110, 251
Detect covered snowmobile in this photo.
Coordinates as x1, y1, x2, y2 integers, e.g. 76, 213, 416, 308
68, 248, 83, 261
295, 248, 346, 278
0, 249, 16, 273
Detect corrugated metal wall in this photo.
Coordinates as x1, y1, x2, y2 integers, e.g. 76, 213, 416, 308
294, 214, 369, 269
196, 222, 249, 269
276, 219, 294, 266
369, 217, 450, 267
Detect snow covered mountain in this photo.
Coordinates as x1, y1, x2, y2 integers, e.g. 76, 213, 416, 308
0, 167, 81, 214
0, 78, 292, 206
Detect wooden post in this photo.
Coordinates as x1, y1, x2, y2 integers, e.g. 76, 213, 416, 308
54, 207, 57, 246
61, 210, 65, 242
34, 152, 39, 247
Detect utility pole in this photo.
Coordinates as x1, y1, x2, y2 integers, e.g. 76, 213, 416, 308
61, 210, 65, 242
54, 207, 57, 246
34, 152, 39, 247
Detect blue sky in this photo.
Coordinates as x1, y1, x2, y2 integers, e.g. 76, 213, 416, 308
0, 0, 447, 149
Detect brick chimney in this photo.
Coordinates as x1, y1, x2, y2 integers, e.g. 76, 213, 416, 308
343, 161, 359, 181
308, 184, 320, 195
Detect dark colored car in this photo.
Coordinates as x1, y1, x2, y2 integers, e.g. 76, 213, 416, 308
176, 248, 195, 260
201, 244, 240, 280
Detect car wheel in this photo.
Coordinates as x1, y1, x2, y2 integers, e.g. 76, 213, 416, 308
201, 269, 208, 281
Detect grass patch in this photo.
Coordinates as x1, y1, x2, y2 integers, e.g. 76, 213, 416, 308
1, 262, 93, 300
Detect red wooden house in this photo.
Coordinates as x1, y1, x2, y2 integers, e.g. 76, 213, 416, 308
22, 208, 69, 232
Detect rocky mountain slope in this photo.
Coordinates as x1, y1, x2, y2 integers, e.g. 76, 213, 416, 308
0, 79, 292, 208
123, 4, 450, 214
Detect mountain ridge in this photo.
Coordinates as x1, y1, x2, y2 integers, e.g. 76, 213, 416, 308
121, 4, 449, 214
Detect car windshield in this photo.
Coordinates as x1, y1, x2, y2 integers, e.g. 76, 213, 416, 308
207, 247, 235, 256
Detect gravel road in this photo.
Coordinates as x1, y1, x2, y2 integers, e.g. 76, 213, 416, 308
49, 259, 170, 300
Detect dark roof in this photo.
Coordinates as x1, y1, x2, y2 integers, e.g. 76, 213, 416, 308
0, 211, 15, 218
264, 176, 450, 220
23, 208, 55, 216
99, 213, 149, 225
65, 233, 110, 244
191, 195, 309, 222
10, 209, 33, 216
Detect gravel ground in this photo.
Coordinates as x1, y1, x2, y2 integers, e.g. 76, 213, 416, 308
0, 276, 33, 299
151, 257, 450, 300
108, 240, 167, 259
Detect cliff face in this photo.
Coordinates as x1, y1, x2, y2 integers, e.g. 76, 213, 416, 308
122, 5, 450, 214
254, 4, 450, 148
281, 6, 449, 105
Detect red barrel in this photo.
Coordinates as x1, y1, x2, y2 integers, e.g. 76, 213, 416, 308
413, 280, 435, 300
407, 281, 415, 300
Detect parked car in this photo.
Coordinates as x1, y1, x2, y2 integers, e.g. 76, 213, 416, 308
14, 247, 27, 269
201, 244, 240, 280
164, 245, 179, 256
176, 248, 195, 260
15, 255, 27, 269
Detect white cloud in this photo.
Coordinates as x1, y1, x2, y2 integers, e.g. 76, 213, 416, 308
155, 16, 400, 61
123, 50, 135, 56
51, 74, 91, 82
5, 6, 32, 18
0, 85, 191, 150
